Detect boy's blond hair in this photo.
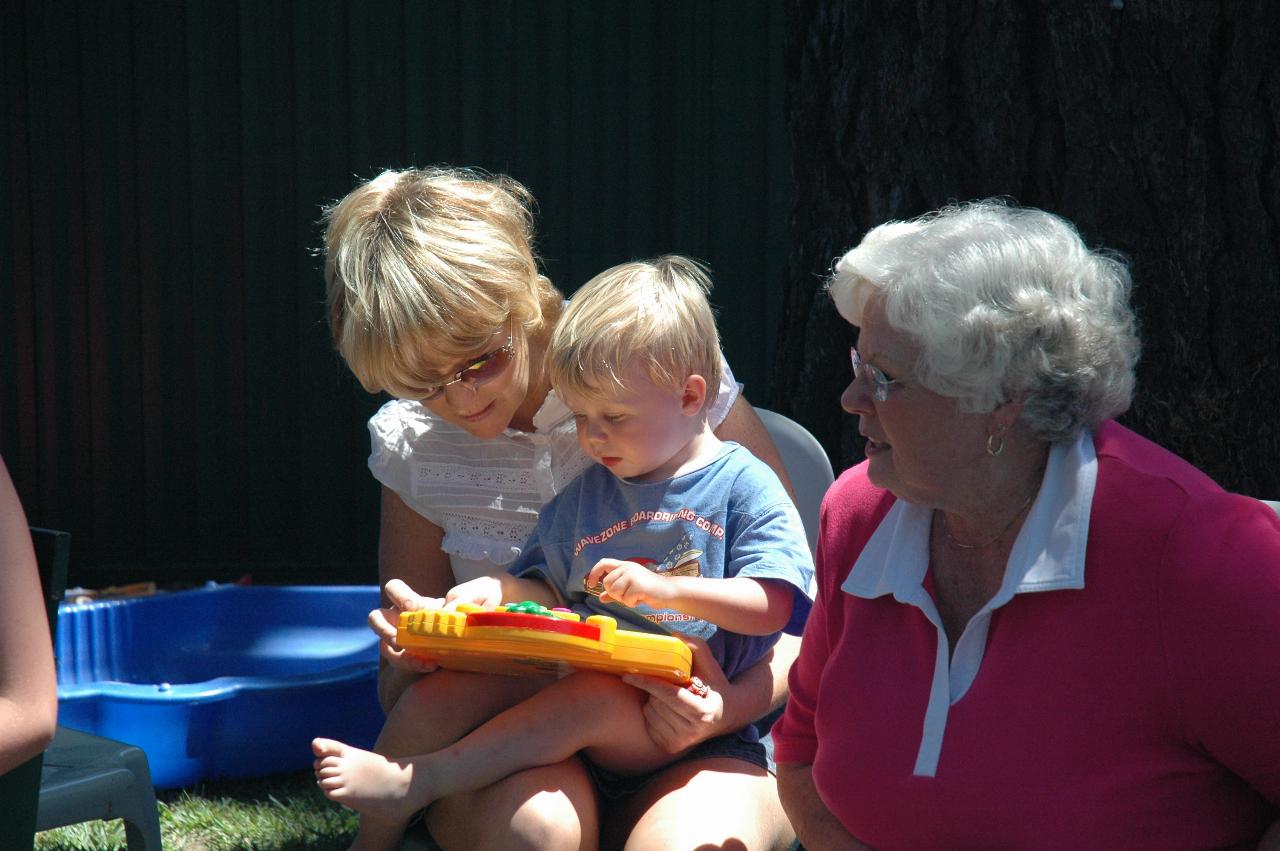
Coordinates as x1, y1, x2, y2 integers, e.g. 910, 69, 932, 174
548, 256, 723, 410
322, 167, 563, 398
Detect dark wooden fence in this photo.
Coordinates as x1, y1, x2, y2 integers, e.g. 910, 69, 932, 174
1, 1, 791, 587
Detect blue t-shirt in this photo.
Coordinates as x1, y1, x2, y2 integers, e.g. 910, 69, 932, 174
508, 442, 813, 682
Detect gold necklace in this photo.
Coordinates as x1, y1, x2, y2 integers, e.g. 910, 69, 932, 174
938, 492, 1036, 550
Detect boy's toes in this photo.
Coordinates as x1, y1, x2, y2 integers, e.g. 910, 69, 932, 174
311, 737, 345, 757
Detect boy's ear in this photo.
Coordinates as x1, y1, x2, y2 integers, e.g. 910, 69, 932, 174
680, 374, 708, 416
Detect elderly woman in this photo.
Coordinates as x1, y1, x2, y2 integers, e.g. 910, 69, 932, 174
772, 200, 1280, 849
323, 167, 800, 850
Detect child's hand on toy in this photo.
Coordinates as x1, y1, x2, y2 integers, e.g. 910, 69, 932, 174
443, 575, 504, 610
624, 635, 729, 753
586, 558, 670, 608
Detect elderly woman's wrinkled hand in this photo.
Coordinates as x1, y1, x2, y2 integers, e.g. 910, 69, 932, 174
623, 635, 729, 753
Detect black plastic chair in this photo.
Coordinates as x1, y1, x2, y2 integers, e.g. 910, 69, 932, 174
0, 722, 45, 849
24, 528, 164, 850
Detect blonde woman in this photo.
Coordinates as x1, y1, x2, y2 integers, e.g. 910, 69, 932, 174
323, 169, 800, 850
315, 255, 813, 851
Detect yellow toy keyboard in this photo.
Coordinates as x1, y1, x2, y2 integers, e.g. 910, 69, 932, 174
396, 601, 693, 684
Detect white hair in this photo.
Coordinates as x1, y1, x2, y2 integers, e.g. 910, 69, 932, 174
829, 199, 1140, 443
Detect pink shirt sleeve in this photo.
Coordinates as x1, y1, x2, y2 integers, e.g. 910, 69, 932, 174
771, 552, 831, 763
772, 468, 892, 765
1159, 492, 1280, 805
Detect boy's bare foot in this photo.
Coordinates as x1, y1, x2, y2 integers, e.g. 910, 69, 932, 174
311, 737, 426, 824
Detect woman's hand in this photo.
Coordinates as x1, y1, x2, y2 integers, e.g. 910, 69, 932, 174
443, 575, 505, 609
369, 578, 443, 674
623, 635, 731, 753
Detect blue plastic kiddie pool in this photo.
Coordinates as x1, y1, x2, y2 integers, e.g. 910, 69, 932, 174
55, 583, 385, 788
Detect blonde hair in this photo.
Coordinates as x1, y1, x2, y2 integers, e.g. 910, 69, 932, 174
548, 255, 723, 410
322, 167, 563, 397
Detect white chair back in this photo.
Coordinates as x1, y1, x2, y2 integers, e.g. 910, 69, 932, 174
755, 408, 835, 556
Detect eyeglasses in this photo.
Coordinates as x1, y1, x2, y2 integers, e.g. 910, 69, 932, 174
850, 347, 903, 402
419, 333, 515, 402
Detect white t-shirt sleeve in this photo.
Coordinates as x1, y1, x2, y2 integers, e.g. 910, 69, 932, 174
710, 354, 743, 428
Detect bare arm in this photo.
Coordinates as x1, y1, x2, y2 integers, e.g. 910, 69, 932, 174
761, 630, 801, 711
715, 630, 800, 729
623, 628, 801, 756
713, 395, 796, 500
696, 629, 801, 734
587, 561, 792, 635
713, 396, 804, 707
777, 762, 874, 850
374, 486, 455, 712
0, 458, 58, 774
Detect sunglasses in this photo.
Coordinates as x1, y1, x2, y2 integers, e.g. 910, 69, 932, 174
419, 333, 515, 402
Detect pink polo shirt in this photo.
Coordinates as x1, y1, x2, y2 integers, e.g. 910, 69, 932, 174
773, 421, 1280, 849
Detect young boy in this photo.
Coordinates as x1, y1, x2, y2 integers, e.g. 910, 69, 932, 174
312, 255, 813, 850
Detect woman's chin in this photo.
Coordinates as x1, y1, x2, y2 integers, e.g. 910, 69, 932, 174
865, 454, 896, 490
466, 420, 509, 440
468, 425, 506, 440
453, 402, 508, 438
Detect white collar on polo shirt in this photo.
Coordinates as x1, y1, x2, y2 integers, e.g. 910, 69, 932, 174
840, 428, 1097, 777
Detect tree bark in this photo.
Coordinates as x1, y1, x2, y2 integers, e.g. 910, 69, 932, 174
776, 0, 1280, 498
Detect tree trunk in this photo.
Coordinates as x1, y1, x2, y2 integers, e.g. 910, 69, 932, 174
776, 0, 1280, 498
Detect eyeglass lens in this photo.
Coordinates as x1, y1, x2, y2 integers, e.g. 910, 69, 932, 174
422, 339, 513, 400
850, 347, 890, 400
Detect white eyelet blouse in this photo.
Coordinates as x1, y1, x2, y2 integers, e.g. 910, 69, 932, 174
367, 363, 742, 584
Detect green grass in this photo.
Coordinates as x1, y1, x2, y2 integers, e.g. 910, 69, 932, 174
34, 770, 359, 851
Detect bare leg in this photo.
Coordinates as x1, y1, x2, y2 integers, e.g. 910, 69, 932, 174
313, 737, 417, 850
375, 668, 547, 756
426, 758, 599, 851
313, 669, 545, 851
316, 672, 679, 823
605, 756, 795, 851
